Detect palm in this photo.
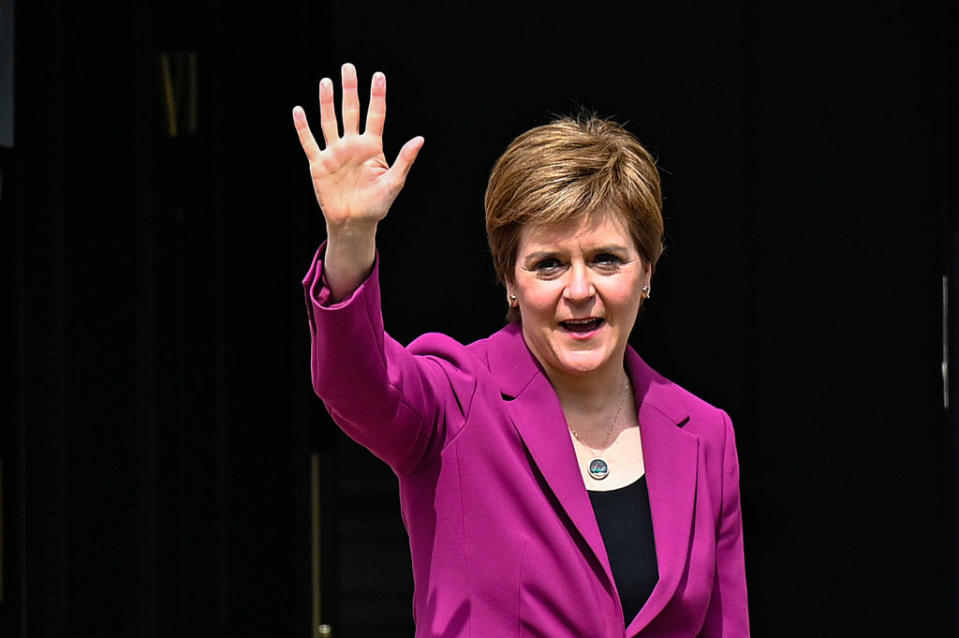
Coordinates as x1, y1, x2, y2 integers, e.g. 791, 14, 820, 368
293, 64, 423, 231
310, 135, 392, 225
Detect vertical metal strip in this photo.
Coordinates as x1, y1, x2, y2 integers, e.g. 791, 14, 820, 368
945, 275, 949, 410
947, 0, 959, 631
311, 453, 322, 637
0, 459, 4, 603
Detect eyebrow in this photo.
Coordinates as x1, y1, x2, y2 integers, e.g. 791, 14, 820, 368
521, 245, 631, 262
521, 251, 560, 263
589, 245, 631, 254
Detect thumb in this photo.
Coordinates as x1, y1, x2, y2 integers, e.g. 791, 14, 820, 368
387, 136, 425, 185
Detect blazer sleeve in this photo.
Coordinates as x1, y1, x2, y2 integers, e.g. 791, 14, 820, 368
700, 411, 750, 637
302, 244, 477, 475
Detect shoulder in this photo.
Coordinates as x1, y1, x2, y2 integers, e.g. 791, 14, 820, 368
629, 350, 734, 445
409, 323, 541, 403
666, 376, 730, 432
404, 330, 493, 370
402, 332, 488, 391
401, 323, 531, 386
401, 328, 506, 394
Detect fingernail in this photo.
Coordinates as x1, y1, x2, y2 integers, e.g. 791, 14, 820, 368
374, 72, 385, 87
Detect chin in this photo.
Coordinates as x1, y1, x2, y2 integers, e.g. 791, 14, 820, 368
554, 354, 611, 376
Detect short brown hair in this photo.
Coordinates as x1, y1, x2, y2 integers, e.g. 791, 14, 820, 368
485, 114, 665, 321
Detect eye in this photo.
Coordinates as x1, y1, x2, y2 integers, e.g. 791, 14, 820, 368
534, 257, 563, 273
593, 253, 623, 269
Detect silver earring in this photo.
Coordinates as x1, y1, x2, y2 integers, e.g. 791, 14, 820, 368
641, 284, 651, 299
508, 293, 517, 305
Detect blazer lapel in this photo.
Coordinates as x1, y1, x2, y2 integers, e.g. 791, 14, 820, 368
625, 351, 700, 636
506, 376, 617, 587
484, 325, 702, 634
486, 325, 617, 598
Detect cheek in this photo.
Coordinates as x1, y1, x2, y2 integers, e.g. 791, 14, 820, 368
517, 282, 563, 320
604, 282, 644, 313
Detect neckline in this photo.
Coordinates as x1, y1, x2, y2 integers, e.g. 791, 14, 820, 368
586, 474, 646, 494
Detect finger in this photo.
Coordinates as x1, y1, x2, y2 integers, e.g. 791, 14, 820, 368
318, 77, 339, 146
387, 136, 425, 184
365, 71, 386, 138
291, 106, 321, 161
341, 62, 361, 136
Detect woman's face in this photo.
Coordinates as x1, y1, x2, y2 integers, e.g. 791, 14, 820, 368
510, 210, 649, 386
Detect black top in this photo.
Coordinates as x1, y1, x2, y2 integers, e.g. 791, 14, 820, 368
587, 475, 659, 626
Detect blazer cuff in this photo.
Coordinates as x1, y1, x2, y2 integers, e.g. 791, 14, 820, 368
302, 240, 377, 310
302, 241, 386, 401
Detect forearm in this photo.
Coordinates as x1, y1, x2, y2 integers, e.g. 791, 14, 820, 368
304, 247, 450, 474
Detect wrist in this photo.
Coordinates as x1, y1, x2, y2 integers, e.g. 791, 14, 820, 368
323, 226, 377, 303
325, 228, 376, 265
325, 217, 379, 240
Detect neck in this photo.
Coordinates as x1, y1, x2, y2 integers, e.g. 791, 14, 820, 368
546, 361, 633, 442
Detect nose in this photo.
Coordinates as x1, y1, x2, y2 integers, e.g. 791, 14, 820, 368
563, 262, 595, 303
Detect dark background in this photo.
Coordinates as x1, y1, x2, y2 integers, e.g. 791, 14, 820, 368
3, 0, 957, 636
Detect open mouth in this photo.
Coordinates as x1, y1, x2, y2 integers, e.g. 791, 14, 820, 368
559, 318, 604, 333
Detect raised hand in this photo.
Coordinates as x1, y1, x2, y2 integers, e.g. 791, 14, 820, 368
293, 63, 423, 299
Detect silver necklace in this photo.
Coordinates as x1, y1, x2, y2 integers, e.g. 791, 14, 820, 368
568, 377, 629, 480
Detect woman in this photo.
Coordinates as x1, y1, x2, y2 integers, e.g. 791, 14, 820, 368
293, 63, 749, 637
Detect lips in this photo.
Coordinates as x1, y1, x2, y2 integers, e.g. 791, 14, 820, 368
559, 318, 605, 333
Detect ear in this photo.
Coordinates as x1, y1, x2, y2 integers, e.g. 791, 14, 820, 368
503, 273, 516, 295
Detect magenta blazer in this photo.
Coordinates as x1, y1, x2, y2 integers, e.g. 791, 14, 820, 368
304, 248, 750, 637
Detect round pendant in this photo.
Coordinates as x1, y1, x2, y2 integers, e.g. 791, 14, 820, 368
588, 458, 609, 480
